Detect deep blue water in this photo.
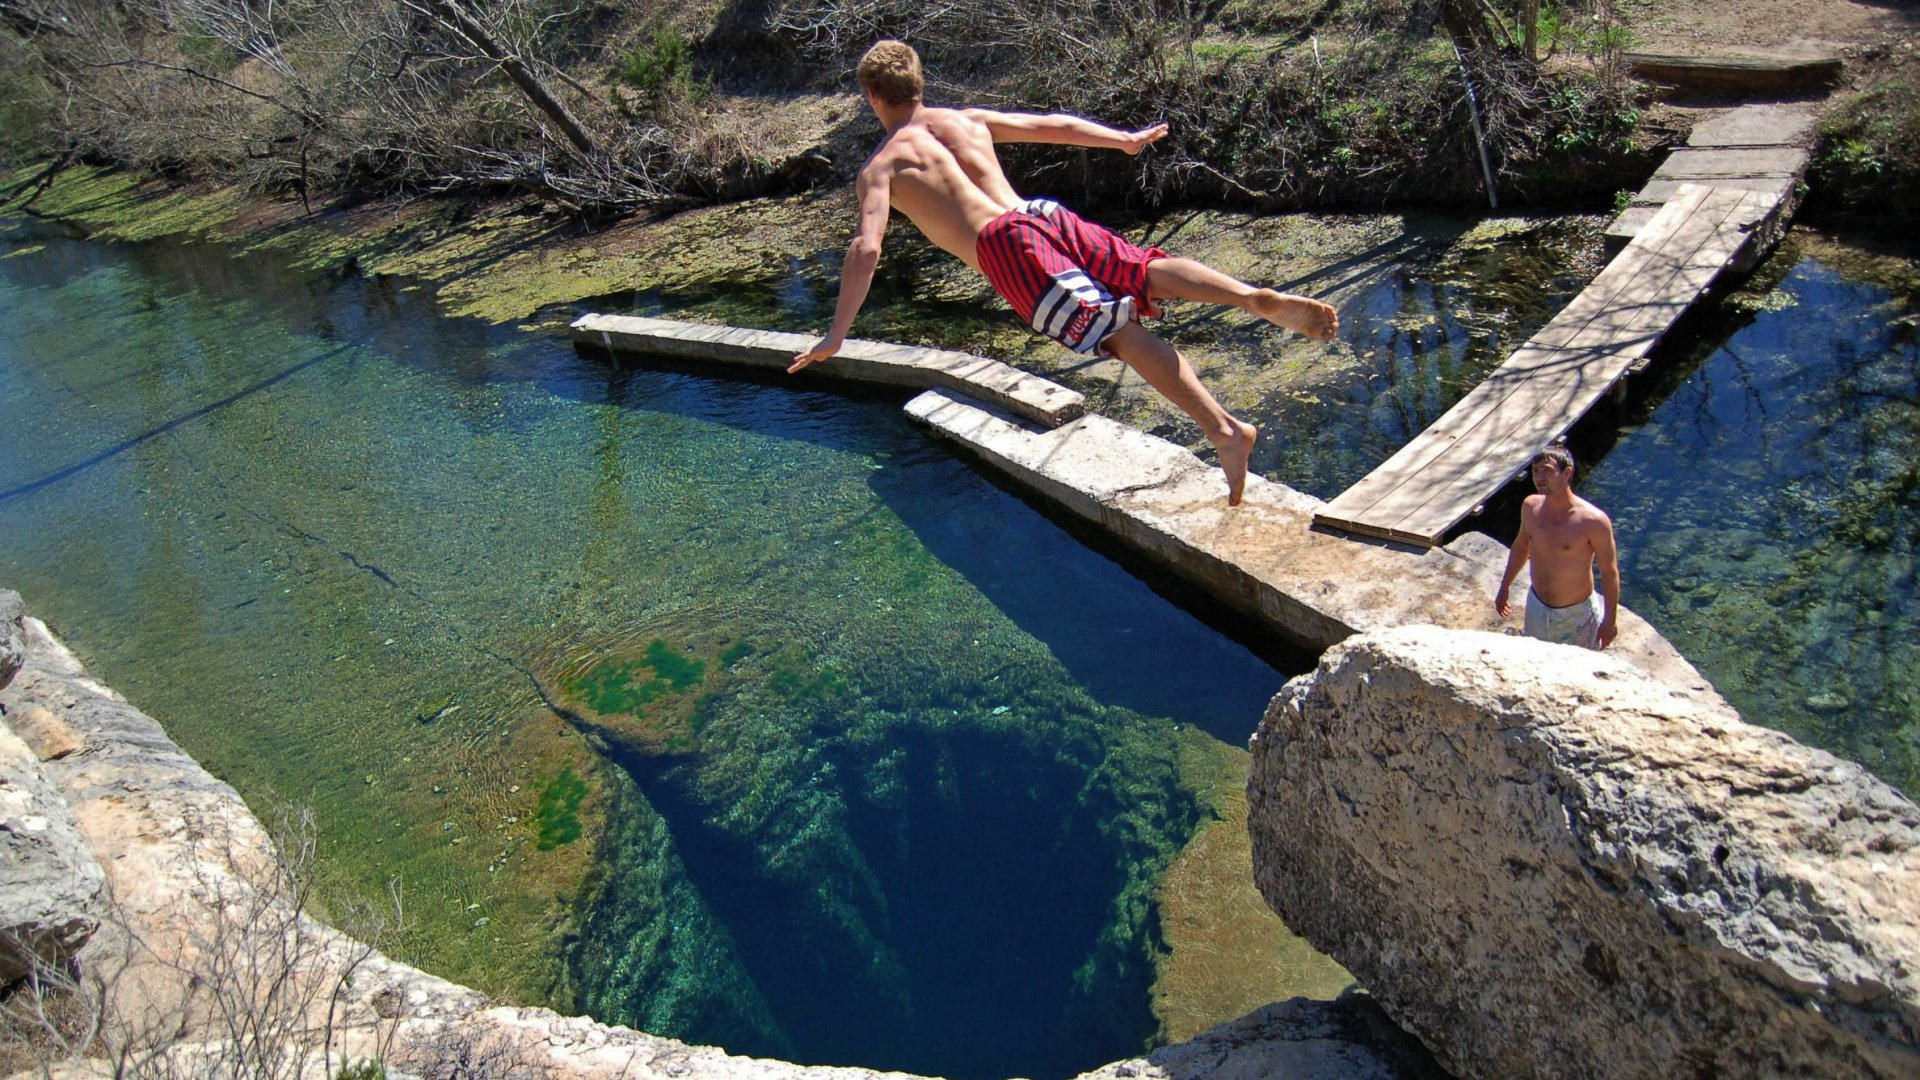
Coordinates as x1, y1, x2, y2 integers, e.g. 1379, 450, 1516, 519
0, 217, 1298, 1079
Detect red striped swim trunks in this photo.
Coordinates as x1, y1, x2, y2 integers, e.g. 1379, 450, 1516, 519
974, 198, 1167, 356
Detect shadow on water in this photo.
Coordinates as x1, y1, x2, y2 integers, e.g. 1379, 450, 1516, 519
0, 346, 349, 504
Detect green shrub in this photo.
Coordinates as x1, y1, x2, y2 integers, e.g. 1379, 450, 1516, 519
1814, 79, 1920, 224
612, 28, 708, 106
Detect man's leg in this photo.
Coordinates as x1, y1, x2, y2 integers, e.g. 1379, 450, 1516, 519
1101, 322, 1259, 506
1145, 258, 1340, 341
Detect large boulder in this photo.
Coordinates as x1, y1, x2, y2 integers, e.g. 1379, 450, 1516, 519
1, 722, 105, 984
1, 590, 24, 690
1250, 626, 1920, 1080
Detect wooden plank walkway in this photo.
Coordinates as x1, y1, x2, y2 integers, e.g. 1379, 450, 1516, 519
1313, 183, 1776, 547
1605, 102, 1818, 251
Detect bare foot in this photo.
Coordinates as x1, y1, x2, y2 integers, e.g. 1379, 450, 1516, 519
1212, 419, 1259, 507
1249, 290, 1339, 340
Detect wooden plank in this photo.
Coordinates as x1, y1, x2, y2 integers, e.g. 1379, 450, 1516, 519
1370, 192, 1766, 537
1624, 52, 1842, 93
1315, 186, 1770, 544
1363, 190, 1773, 541
1318, 186, 1727, 522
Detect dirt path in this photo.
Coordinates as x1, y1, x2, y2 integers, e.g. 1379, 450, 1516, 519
1621, 0, 1917, 58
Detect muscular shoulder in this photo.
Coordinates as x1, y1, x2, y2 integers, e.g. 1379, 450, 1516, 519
925, 107, 991, 139
862, 126, 930, 170
1573, 495, 1613, 529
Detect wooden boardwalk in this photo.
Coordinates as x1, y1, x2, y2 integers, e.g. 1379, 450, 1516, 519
1604, 101, 1818, 250
1313, 183, 1778, 547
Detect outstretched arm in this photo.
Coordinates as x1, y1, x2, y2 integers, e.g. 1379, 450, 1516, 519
964, 109, 1168, 155
791, 165, 892, 373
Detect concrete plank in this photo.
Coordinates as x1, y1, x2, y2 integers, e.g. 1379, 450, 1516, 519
1318, 185, 1770, 544
1687, 103, 1821, 148
1320, 186, 1727, 526
1651, 147, 1808, 181
1626, 176, 1796, 207
570, 313, 1084, 427
1366, 189, 1773, 543
904, 388, 1719, 701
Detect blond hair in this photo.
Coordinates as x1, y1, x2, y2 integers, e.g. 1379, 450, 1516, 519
858, 39, 923, 106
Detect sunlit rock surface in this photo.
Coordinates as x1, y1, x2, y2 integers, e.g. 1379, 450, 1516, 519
1, 589, 24, 689
0, 723, 104, 984
1251, 626, 1920, 1079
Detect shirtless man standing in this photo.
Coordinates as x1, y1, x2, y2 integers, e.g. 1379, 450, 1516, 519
1495, 444, 1621, 649
789, 39, 1339, 506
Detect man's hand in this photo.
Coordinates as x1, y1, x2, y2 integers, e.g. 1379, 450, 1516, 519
1124, 123, 1169, 155
1494, 588, 1512, 621
1597, 614, 1618, 649
790, 337, 842, 374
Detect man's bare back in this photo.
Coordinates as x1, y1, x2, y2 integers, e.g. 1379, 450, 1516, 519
792, 39, 1342, 505
860, 118, 1006, 269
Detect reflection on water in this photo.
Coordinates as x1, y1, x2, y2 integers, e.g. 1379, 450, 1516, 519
1578, 233, 1919, 795
1275, 216, 1603, 499
0, 217, 1302, 1080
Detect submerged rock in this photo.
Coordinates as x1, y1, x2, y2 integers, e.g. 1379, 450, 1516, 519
1250, 627, 1920, 1080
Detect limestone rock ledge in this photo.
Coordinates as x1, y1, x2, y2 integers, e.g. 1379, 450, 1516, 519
0, 724, 105, 984
1, 589, 105, 983
1, 590, 24, 689
1250, 626, 1920, 1080
0, 603, 1433, 1080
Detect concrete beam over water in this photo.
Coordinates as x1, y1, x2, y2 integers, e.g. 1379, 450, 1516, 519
571, 313, 1085, 428
906, 389, 1721, 702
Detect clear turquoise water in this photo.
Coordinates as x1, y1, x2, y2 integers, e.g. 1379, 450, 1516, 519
6, 203, 1911, 1076
1577, 238, 1919, 795
0, 217, 1296, 1080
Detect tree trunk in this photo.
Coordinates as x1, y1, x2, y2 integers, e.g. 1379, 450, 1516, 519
415, 0, 599, 158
